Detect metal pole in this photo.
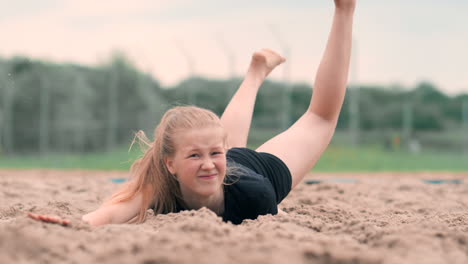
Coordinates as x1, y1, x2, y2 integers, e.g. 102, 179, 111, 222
269, 25, 291, 130
0, 107, 2, 152
0, 70, 3, 152
39, 67, 50, 155
349, 38, 359, 146
215, 33, 237, 103
0, 69, 14, 154
174, 40, 196, 105
74, 73, 86, 153
402, 100, 413, 148
215, 33, 236, 78
463, 99, 468, 155
106, 65, 118, 152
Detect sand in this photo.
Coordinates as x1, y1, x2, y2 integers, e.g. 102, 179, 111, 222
1, 169, 467, 264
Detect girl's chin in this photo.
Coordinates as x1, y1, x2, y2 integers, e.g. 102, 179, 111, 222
194, 185, 223, 197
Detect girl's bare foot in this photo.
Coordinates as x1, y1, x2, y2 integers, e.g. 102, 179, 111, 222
334, 0, 356, 12
250, 49, 286, 78
28, 212, 71, 226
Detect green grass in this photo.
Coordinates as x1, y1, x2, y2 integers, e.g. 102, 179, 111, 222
0, 147, 142, 170
314, 145, 468, 172
0, 145, 466, 172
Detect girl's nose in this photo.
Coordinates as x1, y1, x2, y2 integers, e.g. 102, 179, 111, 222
201, 158, 215, 170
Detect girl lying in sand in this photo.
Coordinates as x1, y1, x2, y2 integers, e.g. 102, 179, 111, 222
29, 0, 356, 227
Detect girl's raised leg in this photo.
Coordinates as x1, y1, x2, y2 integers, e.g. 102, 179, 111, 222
221, 49, 285, 148
256, 0, 356, 189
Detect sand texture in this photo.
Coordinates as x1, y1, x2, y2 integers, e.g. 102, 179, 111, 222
1, 169, 467, 264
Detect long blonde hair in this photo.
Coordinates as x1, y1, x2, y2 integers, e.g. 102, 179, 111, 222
106, 106, 227, 223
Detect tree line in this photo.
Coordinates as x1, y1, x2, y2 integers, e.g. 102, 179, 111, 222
0, 54, 467, 154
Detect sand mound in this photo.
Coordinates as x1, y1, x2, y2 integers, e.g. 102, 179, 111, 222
1, 170, 467, 263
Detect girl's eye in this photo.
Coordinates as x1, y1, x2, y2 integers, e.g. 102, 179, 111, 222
211, 152, 223, 155
189, 154, 199, 158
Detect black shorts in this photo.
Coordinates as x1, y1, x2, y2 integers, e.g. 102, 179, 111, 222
226, 147, 292, 204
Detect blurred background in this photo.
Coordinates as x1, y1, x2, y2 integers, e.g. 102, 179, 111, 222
0, 0, 467, 171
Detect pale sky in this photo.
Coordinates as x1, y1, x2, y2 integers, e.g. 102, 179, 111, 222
1, 0, 467, 95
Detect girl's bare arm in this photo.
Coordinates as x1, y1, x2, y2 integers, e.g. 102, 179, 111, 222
81, 192, 143, 226
29, 192, 143, 227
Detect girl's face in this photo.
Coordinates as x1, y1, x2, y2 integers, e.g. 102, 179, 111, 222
165, 126, 227, 200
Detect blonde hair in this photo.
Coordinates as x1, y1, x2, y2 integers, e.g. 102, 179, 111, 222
106, 106, 228, 223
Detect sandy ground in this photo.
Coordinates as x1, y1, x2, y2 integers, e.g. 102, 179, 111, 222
1, 169, 467, 264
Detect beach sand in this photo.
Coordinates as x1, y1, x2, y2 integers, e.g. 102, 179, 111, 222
1, 169, 467, 264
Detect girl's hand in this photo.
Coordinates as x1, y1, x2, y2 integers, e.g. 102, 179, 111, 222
334, 0, 356, 12
27, 212, 71, 226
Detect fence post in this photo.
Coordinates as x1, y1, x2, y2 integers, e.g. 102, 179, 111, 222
348, 39, 360, 146
1, 69, 15, 154
39, 67, 50, 155
402, 100, 413, 148
463, 100, 468, 155
269, 25, 292, 130
215, 33, 237, 107
106, 66, 118, 151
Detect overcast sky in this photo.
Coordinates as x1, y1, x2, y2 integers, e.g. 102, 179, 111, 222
1, 0, 467, 95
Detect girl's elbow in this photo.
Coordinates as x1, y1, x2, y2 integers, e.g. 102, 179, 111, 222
81, 210, 112, 227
